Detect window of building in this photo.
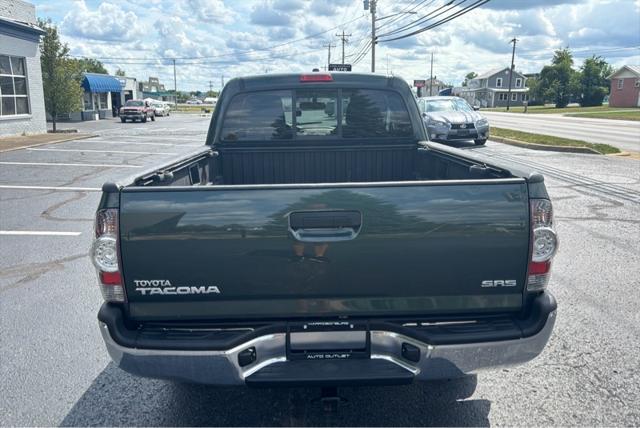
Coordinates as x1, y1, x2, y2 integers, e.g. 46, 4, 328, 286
496, 78, 503, 88
618, 79, 624, 89
522, 93, 529, 101
511, 92, 517, 101
498, 93, 507, 101
515, 78, 522, 88
83, 92, 92, 110
0, 55, 30, 116
99, 93, 109, 109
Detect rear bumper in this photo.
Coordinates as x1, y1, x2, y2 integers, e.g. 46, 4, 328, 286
99, 292, 556, 386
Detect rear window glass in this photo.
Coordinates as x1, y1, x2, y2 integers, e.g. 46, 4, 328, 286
342, 89, 413, 138
220, 88, 413, 141
221, 91, 293, 141
295, 89, 337, 137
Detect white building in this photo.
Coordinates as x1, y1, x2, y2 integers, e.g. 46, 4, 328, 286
0, 0, 46, 137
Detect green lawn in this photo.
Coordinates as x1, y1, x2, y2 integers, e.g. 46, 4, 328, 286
491, 127, 620, 154
564, 110, 640, 121
484, 105, 639, 115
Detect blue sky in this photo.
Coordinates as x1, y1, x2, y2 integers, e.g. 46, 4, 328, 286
31, 0, 640, 91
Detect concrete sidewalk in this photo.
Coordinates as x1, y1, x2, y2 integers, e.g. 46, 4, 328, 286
0, 132, 94, 153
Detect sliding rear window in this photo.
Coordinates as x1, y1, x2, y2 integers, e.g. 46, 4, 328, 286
220, 88, 413, 142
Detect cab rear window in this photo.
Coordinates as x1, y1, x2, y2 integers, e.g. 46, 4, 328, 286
220, 89, 413, 142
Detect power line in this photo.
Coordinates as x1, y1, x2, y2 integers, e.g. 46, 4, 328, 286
376, 0, 438, 32
378, 0, 491, 43
335, 30, 352, 64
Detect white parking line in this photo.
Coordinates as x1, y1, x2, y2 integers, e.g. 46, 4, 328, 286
0, 185, 101, 192
0, 230, 82, 236
27, 148, 177, 155
0, 161, 140, 168
87, 140, 177, 147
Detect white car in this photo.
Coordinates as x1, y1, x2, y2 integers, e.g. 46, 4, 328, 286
186, 99, 202, 105
152, 103, 170, 117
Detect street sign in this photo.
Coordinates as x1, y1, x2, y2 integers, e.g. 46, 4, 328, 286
329, 64, 352, 72
413, 79, 426, 88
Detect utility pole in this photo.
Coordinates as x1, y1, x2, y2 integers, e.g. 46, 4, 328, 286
335, 31, 351, 64
208, 81, 213, 93
323, 42, 336, 69
429, 52, 434, 96
370, 0, 377, 73
172, 58, 177, 103
506, 37, 518, 111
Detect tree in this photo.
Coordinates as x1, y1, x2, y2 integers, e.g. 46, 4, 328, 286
72, 57, 107, 74
539, 48, 578, 108
525, 76, 544, 105
115, 68, 126, 77
579, 55, 613, 107
462, 71, 477, 86
38, 19, 83, 132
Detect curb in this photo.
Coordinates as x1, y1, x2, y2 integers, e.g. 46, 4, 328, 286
490, 136, 602, 155
0, 134, 96, 153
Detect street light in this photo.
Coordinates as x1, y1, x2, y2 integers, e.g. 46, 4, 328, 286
367, 1, 418, 72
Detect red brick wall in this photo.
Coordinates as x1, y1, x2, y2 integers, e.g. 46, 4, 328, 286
609, 77, 640, 107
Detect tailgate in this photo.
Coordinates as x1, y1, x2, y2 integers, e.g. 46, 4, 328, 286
119, 180, 530, 320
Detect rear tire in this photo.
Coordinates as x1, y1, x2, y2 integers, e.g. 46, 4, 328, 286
474, 139, 486, 145
120, 117, 126, 123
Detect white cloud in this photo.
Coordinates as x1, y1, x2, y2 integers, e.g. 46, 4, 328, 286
61, 0, 145, 42
186, 0, 235, 25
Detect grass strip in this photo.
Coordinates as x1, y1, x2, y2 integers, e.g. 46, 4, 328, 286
491, 127, 620, 154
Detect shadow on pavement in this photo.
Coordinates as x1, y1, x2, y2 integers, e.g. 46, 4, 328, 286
60, 363, 490, 427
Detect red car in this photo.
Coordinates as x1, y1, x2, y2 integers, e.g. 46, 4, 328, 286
120, 100, 155, 123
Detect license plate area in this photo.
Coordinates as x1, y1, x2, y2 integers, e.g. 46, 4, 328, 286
286, 321, 370, 360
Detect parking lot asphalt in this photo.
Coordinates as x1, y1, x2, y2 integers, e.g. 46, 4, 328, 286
1, 114, 639, 426
481, 111, 640, 153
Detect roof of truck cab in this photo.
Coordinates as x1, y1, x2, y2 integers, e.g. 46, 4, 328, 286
228, 72, 409, 90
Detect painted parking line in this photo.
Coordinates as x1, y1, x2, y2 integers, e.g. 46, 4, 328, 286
0, 230, 82, 236
0, 161, 140, 168
0, 185, 101, 192
27, 148, 177, 155
88, 140, 202, 148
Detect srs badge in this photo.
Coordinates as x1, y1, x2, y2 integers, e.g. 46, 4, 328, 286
134, 279, 221, 296
481, 280, 517, 288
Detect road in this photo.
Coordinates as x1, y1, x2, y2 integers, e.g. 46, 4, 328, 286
482, 111, 640, 153
1, 114, 639, 426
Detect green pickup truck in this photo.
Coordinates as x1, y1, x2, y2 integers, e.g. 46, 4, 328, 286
92, 73, 558, 388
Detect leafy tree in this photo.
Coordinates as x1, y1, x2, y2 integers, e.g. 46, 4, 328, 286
38, 19, 83, 132
115, 68, 126, 77
72, 57, 107, 74
579, 56, 613, 107
539, 48, 578, 108
462, 71, 477, 86
525, 76, 544, 106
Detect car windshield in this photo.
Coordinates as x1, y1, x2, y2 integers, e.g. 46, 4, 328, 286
152, 103, 162, 108
425, 99, 473, 113
125, 101, 144, 107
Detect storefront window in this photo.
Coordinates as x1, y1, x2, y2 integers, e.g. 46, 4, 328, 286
99, 93, 109, 109
83, 92, 92, 111
0, 55, 30, 116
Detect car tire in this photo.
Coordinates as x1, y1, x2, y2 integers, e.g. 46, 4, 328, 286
120, 117, 126, 123
142, 115, 147, 123
474, 139, 487, 145
151, 113, 155, 122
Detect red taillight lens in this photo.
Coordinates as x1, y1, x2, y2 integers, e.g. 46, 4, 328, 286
91, 209, 125, 302
527, 199, 558, 292
300, 74, 333, 82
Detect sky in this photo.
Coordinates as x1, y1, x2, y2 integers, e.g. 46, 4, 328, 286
31, 0, 640, 92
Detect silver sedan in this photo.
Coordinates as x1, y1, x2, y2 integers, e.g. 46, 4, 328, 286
417, 96, 489, 145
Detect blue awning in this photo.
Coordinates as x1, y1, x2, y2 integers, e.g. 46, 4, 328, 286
82, 73, 122, 93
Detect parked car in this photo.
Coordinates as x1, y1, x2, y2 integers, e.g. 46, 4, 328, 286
119, 100, 155, 123
186, 99, 202, 105
92, 73, 557, 390
418, 96, 489, 145
152, 102, 170, 117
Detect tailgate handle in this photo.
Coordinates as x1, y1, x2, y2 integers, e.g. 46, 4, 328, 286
288, 210, 362, 243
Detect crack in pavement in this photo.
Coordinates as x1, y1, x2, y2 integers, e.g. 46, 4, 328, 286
0, 253, 87, 294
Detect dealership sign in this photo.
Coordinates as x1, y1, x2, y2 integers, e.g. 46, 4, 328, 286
329, 64, 352, 71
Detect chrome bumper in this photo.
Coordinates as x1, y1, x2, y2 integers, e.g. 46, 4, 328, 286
100, 309, 555, 385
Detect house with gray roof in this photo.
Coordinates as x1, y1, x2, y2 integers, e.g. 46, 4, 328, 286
455, 67, 530, 108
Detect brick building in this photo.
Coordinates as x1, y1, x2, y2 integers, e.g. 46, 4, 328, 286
608, 65, 640, 108
0, 0, 46, 137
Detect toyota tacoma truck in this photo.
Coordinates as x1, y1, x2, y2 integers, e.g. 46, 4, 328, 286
92, 73, 558, 388
119, 99, 155, 123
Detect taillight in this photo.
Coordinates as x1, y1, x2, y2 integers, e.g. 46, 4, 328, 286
300, 73, 333, 82
527, 199, 558, 292
91, 209, 125, 302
